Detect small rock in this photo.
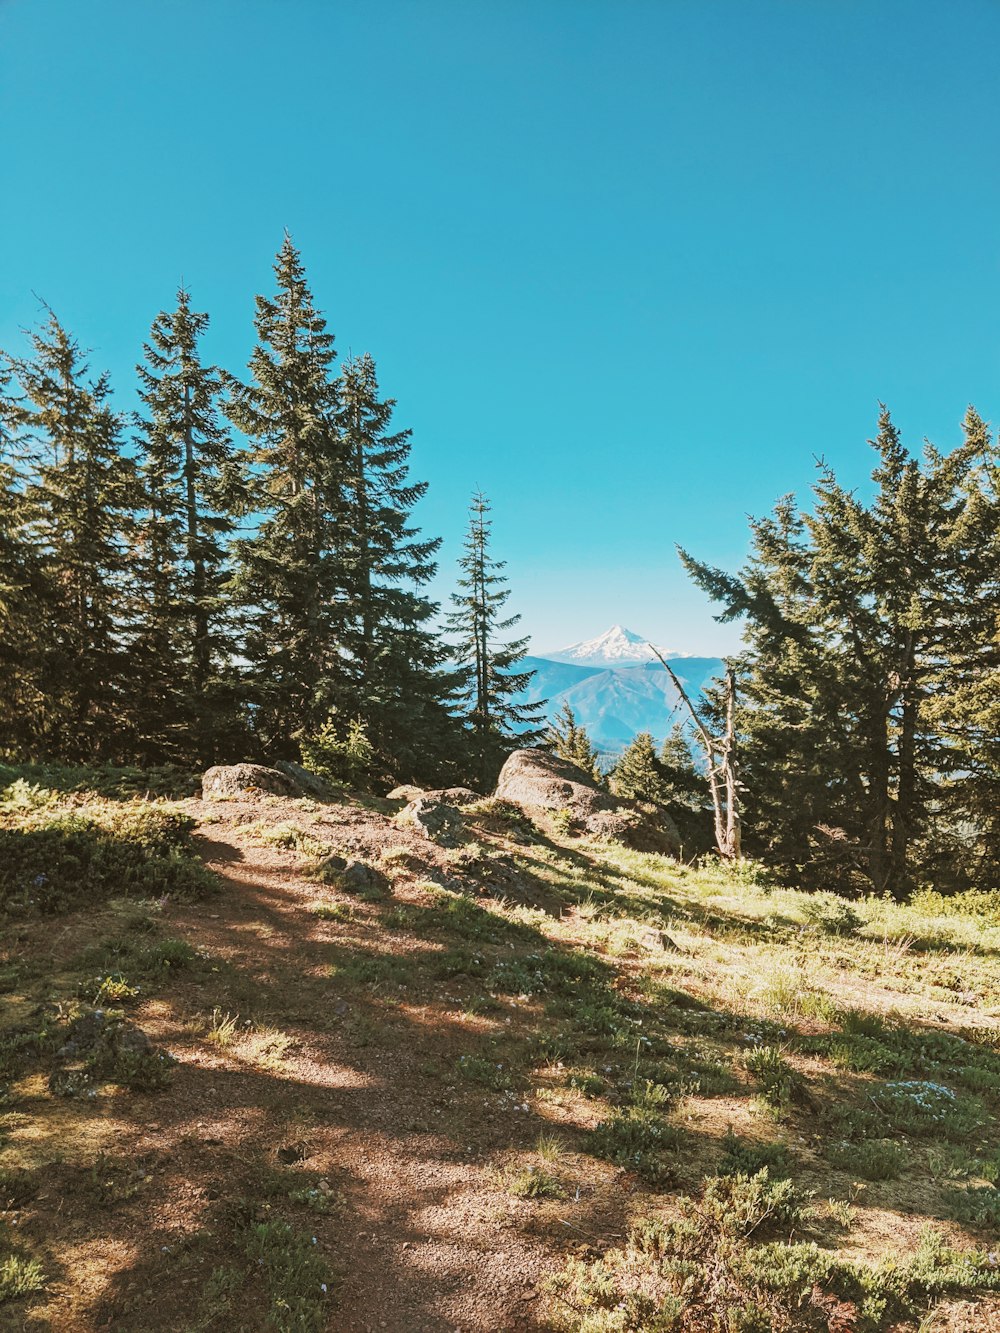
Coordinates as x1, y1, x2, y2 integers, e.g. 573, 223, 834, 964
202, 763, 300, 798
67, 1010, 109, 1050
399, 797, 465, 847
640, 929, 681, 952
387, 784, 425, 803
341, 860, 389, 893
274, 760, 334, 800
115, 1026, 153, 1057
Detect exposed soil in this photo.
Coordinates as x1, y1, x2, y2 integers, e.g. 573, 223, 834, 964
2, 795, 625, 1332
6, 789, 1000, 1332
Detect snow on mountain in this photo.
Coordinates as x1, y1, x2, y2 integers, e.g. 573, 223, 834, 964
515, 630, 725, 760
544, 624, 682, 668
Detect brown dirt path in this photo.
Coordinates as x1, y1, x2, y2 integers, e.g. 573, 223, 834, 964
7, 795, 617, 1332
179, 809, 556, 1333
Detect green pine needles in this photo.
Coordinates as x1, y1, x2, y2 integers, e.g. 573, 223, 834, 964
681, 403, 1000, 896
0, 239, 530, 791
445, 491, 545, 788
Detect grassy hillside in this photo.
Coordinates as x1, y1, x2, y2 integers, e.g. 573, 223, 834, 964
2, 770, 1000, 1330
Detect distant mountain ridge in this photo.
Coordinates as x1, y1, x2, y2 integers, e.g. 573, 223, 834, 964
514, 626, 725, 759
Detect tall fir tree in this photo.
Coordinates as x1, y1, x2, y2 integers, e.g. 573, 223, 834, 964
2, 313, 139, 761
446, 491, 544, 787
925, 407, 1000, 883
225, 236, 346, 754
681, 407, 995, 895
0, 378, 52, 756
133, 286, 242, 762
609, 731, 670, 805
333, 351, 459, 783
547, 701, 601, 782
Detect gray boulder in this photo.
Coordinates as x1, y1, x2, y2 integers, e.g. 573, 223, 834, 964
429, 787, 482, 807
494, 749, 680, 856
399, 797, 466, 846
202, 764, 301, 798
388, 785, 482, 806
341, 860, 389, 893
274, 761, 333, 800
494, 749, 617, 816
584, 808, 680, 856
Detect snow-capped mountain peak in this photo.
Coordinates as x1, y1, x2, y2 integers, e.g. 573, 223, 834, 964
545, 625, 677, 667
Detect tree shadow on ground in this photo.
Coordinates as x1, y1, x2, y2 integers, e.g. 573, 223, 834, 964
6, 814, 1000, 1331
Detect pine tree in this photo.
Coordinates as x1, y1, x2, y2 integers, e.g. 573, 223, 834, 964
658, 725, 713, 852
0, 386, 52, 756
681, 407, 993, 894
2, 313, 139, 760
132, 286, 241, 762
547, 701, 601, 782
225, 236, 346, 754
925, 407, 1000, 883
446, 491, 545, 787
332, 352, 460, 782
609, 732, 670, 805
681, 499, 842, 875
659, 726, 707, 806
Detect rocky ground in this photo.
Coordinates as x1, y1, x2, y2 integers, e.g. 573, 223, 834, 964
4, 768, 1000, 1331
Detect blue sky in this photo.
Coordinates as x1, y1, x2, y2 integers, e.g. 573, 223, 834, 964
3, 0, 999, 655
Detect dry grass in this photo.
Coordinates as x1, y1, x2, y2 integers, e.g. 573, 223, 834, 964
4, 780, 1000, 1330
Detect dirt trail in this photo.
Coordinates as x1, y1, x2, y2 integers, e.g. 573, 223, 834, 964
162, 805, 562, 1332
11, 790, 1000, 1331
8, 796, 594, 1332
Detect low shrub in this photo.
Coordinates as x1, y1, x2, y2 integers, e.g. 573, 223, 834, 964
504, 1164, 564, 1198
546, 1180, 1000, 1333
0, 764, 198, 801
0, 1253, 46, 1303
800, 891, 862, 936
0, 799, 214, 914
588, 1103, 681, 1184
948, 1185, 1000, 1227
718, 1133, 791, 1179
828, 1138, 906, 1181
874, 1080, 983, 1140
745, 1045, 809, 1110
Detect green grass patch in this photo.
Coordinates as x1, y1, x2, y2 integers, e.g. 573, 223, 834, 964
0, 1252, 46, 1303
0, 763, 199, 801
0, 796, 214, 915
455, 1053, 514, 1090
197, 1219, 332, 1332
828, 1138, 906, 1182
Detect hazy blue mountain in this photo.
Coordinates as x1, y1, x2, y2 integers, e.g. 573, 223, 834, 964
514, 628, 725, 758
517, 656, 604, 703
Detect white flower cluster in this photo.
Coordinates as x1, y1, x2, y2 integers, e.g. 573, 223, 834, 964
883, 1079, 957, 1114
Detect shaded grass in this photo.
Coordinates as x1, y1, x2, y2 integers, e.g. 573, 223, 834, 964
0, 791, 215, 915
9, 782, 1000, 1330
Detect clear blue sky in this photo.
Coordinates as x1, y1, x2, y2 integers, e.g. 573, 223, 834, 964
3, 0, 999, 655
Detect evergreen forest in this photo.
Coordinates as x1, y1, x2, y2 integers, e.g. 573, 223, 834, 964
2, 238, 999, 900
0, 238, 543, 790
